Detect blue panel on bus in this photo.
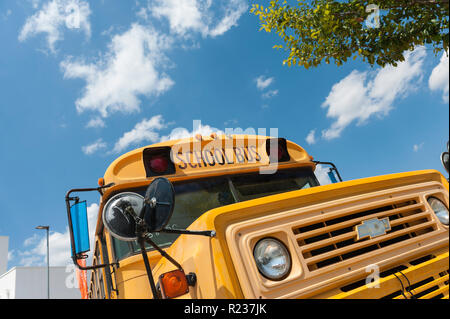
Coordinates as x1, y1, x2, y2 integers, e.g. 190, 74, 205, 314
70, 201, 90, 256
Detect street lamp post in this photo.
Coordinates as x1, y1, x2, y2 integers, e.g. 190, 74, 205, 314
36, 225, 50, 299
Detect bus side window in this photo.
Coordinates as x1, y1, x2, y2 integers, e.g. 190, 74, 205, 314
100, 232, 113, 298
90, 267, 97, 299
94, 242, 106, 299
96, 274, 102, 299
88, 280, 92, 299
97, 270, 105, 299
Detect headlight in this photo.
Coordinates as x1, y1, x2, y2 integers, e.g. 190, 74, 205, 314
427, 197, 449, 226
253, 238, 291, 280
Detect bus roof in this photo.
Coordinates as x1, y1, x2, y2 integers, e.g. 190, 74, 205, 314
102, 134, 315, 186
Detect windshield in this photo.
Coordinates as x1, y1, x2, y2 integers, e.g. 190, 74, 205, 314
110, 167, 319, 260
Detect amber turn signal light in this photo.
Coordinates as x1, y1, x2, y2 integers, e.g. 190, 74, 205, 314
159, 269, 189, 299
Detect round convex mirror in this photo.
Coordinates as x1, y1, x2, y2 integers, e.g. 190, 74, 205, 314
102, 192, 144, 241
143, 177, 175, 232
441, 152, 449, 174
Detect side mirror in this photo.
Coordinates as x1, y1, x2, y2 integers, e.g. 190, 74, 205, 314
103, 192, 144, 241
66, 183, 119, 270
441, 152, 449, 174
102, 178, 175, 239
70, 201, 90, 256
143, 177, 175, 232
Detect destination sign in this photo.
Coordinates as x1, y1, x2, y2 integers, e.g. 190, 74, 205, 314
172, 145, 263, 170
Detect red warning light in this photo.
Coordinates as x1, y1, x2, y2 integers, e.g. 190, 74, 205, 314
143, 146, 176, 177
149, 156, 169, 173
266, 138, 290, 163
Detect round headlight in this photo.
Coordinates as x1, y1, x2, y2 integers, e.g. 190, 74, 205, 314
427, 197, 449, 226
253, 238, 291, 280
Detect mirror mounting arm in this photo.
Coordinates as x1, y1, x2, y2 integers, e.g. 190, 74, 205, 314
134, 221, 167, 299
137, 236, 160, 299
159, 228, 216, 238
72, 255, 119, 271
143, 233, 183, 270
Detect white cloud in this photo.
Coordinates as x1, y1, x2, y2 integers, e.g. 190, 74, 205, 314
413, 142, 424, 152
321, 70, 369, 140
112, 115, 166, 153
429, 51, 449, 103
82, 138, 106, 155
151, 0, 204, 36
19, 0, 91, 53
17, 253, 42, 267
23, 234, 40, 247
224, 119, 238, 127
321, 47, 426, 140
306, 129, 316, 145
17, 203, 98, 267
256, 75, 278, 101
149, 0, 247, 37
111, 117, 223, 153
255, 75, 274, 90
1, 9, 12, 21
85, 117, 106, 129
31, 0, 41, 9
8, 250, 15, 262
85, 116, 222, 156
262, 89, 278, 99
136, 6, 150, 20
160, 121, 223, 142
208, 0, 248, 37
61, 24, 174, 118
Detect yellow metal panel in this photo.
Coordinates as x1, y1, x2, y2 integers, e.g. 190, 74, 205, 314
392, 274, 449, 298
330, 252, 449, 299
419, 286, 448, 299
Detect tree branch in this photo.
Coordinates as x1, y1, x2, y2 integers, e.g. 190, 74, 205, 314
410, 0, 449, 4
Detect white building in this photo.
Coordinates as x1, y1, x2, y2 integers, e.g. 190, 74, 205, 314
0, 236, 81, 299
0, 236, 8, 275
0, 266, 81, 299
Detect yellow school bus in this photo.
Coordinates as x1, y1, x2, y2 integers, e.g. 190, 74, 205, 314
65, 134, 449, 299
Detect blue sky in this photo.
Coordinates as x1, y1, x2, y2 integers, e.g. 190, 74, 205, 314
0, 0, 448, 269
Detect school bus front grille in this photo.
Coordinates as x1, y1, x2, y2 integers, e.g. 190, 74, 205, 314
293, 197, 438, 272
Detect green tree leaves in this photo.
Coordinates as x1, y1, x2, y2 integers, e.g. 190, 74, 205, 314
251, 0, 449, 68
